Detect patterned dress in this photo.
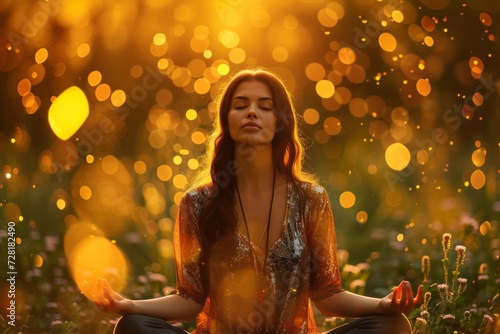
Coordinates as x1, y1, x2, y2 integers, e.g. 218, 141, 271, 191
173, 181, 343, 333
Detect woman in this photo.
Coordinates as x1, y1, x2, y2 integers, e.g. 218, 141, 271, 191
94, 68, 423, 333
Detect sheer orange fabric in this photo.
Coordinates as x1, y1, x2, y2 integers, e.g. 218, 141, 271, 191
173, 182, 343, 334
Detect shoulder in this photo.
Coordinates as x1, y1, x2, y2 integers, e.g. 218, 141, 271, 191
177, 184, 214, 220
182, 183, 214, 204
184, 183, 213, 198
295, 181, 329, 199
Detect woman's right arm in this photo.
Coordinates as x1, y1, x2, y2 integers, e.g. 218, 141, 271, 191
94, 278, 204, 321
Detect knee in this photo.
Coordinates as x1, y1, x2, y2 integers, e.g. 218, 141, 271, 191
114, 314, 146, 334
382, 313, 412, 334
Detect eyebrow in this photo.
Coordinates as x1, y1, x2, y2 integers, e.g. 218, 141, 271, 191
232, 96, 274, 102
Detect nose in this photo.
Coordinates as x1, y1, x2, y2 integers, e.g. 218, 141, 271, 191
247, 104, 257, 118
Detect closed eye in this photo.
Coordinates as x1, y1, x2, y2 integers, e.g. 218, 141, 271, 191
232, 105, 273, 111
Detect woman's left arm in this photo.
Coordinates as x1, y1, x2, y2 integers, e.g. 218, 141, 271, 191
314, 280, 424, 318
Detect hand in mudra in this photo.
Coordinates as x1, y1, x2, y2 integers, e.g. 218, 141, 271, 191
92, 278, 134, 315
380, 281, 424, 314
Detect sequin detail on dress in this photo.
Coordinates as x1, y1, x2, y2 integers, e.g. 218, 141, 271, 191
173, 182, 343, 334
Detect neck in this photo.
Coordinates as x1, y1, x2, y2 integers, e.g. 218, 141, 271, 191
234, 143, 275, 192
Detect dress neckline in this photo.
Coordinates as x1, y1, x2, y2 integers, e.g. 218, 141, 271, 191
237, 182, 290, 255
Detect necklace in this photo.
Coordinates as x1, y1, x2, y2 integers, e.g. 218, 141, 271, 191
235, 171, 276, 304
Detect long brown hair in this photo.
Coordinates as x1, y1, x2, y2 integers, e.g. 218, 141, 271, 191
190, 68, 316, 284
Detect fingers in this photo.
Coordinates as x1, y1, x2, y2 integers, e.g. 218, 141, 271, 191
93, 278, 114, 312
390, 281, 423, 313
91, 278, 100, 303
413, 284, 424, 306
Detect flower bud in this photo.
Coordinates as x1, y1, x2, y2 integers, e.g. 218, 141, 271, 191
421, 255, 431, 281
455, 245, 466, 265
442, 233, 452, 258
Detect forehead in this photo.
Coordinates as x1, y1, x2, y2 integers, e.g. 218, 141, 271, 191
231, 80, 272, 99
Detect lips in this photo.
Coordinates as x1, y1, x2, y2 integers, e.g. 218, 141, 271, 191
241, 121, 261, 129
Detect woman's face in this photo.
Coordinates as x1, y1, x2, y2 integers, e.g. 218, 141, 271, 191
227, 80, 278, 146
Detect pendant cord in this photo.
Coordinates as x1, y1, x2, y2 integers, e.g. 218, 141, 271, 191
235, 171, 276, 279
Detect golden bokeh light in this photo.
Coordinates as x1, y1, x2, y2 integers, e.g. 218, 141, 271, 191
173, 155, 183, 165
217, 63, 231, 76
250, 7, 270, 28
385, 143, 411, 171
305, 63, 326, 81
416, 150, 429, 165
316, 79, 335, 98
379, 32, 397, 52
35, 48, 49, 64
470, 169, 486, 190
349, 98, 368, 118
56, 199, 67, 210
421, 16, 435, 32
33, 254, 44, 268
134, 160, 147, 175
391, 107, 409, 126
48, 86, 90, 141
366, 164, 377, 175
111, 89, 127, 107
338, 47, 356, 65
356, 211, 368, 224
71, 158, 135, 236
219, 30, 240, 48
479, 221, 491, 235
323, 117, 342, 136
369, 120, 388, 139
480, 13, 492, 26
303, 108, 320, 125
191, 130, 207, 145
416, 78, 431, 96
95, 83, 111, 102
158, 239, 174, 258
317, 7, 339, 28
79, 186, 92, 200
3, 203, 22, 223
339, 191, 356, 209
173, 174, 188, 189
228, 48, 246, 64
102, 155, 120, 175
88, 71, 102, 86
392, 10, 404, 23
17, 79, 31, 97
65, 226, 129, 301
283, 15, 298, 30
157, 164, 173, 181
143, 183, 166, 216
188, 158, 200, 170
76, 43, 91, 58
194, 78, 211, 94
153, 33, 167, 46
471, 147, 487, 167
424, 36, 434, 47
272, 47, 289, 63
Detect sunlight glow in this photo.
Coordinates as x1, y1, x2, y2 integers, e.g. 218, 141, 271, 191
48, 86, 89, 140
385, 143, 411, 171
66, 229, 129, 301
